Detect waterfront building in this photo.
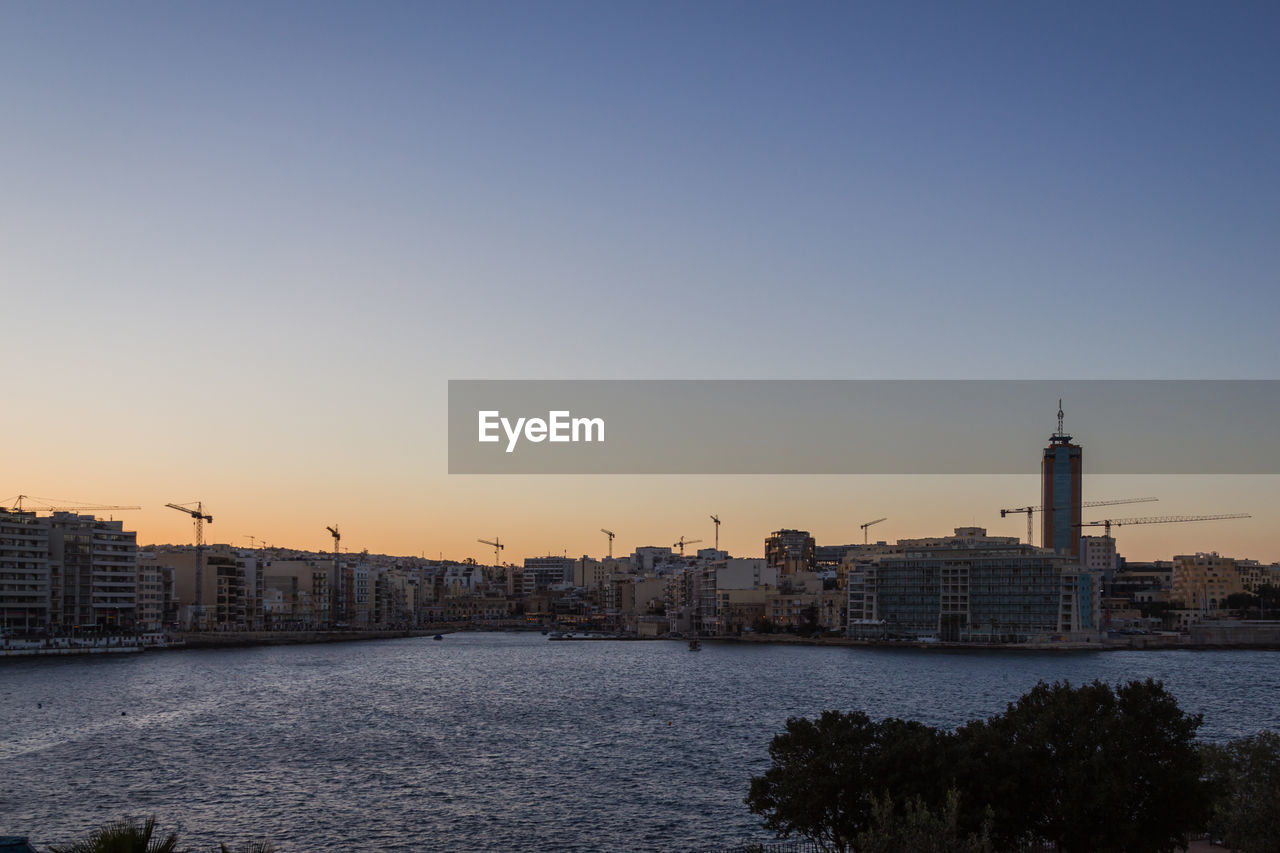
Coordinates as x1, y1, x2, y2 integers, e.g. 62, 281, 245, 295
0, 510, 52, 631
766, 590, 844, 632
522, 556, 574, 591
1041, 401, 1083, 557
152, 544, 258, 629
1113, 560, 1173, 604
717, 587, 768, 634
664, 567, 699, 632
259, 558, 331, 626
1172, 553, 1245, 617
696, 558, 774, 635
135, 554, 174, 630
846, 528, 1101, 642
372, 568, 416, 626
47, 512, 138, 629
346, 562, 371, 626
1080, 534, 1119, 597
1236, 559, 1280, 593
765, 529, 815, 575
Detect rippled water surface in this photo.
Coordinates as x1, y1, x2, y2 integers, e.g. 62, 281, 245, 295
3, 633, 1279, 851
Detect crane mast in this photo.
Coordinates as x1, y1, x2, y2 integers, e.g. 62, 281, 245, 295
326, 525, 342, 627
166, 501, 213, 627
600, 528, 615, 559
478, 537, 504, 567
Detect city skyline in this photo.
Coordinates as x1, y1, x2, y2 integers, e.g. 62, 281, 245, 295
2, 2, 1277, 565
5, 471, 1267, 566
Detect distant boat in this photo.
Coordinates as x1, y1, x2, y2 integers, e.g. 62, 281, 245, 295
433, 634, 444, 641
688, 638, 702, 651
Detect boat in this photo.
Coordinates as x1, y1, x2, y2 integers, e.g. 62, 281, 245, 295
433, 634, 444, 641
688, 638, 702, 651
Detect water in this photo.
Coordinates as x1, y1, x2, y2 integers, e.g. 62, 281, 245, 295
2, 633, 1278, 852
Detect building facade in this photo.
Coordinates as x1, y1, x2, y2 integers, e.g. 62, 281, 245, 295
1041, 403, 1083, 557
765, 529, 816, 574
47, 513, 138, 629
847, 528, 1100, 642
0, 510, 52, 631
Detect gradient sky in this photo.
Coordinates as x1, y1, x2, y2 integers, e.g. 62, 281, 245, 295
2, 1, 1277, 562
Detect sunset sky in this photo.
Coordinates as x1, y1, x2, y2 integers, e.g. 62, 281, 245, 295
2, 2, 1276, 563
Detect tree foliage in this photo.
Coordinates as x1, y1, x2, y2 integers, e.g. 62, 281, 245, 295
956, 679, 1209, 852
748, 679, 1211, 853
48, 818, 276, 853
745, 711, 947, 852
1202, 730, 1280, 853
49, 817, 184, 853
852, 790, 993, 853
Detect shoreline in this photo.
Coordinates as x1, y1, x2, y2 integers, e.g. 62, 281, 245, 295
8, 626, 1279, 657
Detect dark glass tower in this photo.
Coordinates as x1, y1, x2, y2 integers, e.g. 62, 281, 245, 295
1041, 400, 1082, 557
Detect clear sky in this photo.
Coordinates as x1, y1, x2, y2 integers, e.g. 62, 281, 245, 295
2, 1, 1277, 562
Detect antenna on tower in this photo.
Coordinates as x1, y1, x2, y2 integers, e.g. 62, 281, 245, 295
1049, 398, 1073, 446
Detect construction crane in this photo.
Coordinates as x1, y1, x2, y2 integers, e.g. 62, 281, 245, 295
710, 515, 721, 551
601, 528, 615, 559
673, 536, 702, 556
859, 517, 887, 545
1000, 497, 1159, 545
166, 502, 213, 618
326, 525, 342, 627
1075, 513, 1250, 538
478, 537, 504, 566
4, 494, 141, 514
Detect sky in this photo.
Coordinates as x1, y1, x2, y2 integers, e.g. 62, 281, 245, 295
1, 1, 1277, 562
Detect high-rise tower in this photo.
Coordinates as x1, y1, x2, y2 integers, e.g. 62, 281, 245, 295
1041, 399, 1082, 557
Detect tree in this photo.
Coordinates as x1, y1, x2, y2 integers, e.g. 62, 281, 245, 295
1201, 730, 1280, 853
955, 679, 1210, 852
853, 790, 993, 853
1224, 591, 1258, 615
49, 817, 184, 853
745, 711, 949, 852
796, 605, 820, 636
48, 818, 276, 853
748, 681, 1212, 853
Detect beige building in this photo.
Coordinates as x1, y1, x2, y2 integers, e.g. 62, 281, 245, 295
261, 558, 331, 627
766, 590, 844, 631
135, 553, 174, 629
718, 588, 768, 634
373, 568, 417, 626
1172, 553, 1244, 617
151, 545, 261, 629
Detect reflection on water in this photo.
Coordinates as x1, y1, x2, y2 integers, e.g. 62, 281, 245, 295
1, 634, 1277, 852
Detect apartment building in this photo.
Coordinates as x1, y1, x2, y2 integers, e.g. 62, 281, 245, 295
0, 510, 52, 631
47, 512, 138, 628
847, 528, 1101, 642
